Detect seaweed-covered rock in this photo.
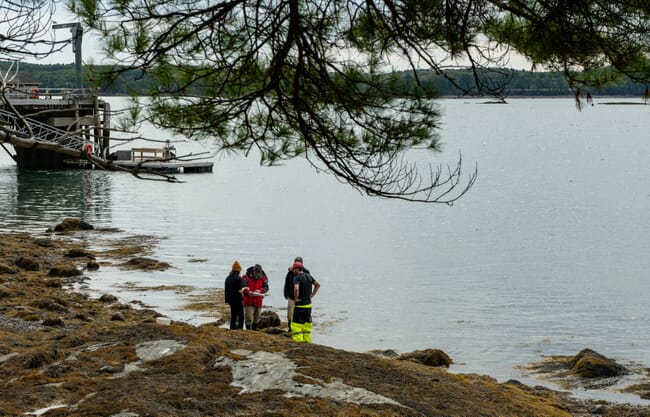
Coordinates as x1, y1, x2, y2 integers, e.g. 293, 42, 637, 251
569, 349, 628, 378
65, 248, 95, 259
0, 263, 18, 274
368, 349, 399, 359
14, 257, 39, 271
99, 294, 118, 303
34, 238, 54, 247
53, 218, 94, 232
86, 260, 100, 271
399, 349, 453, 368
48, 266, 82, 277
42, 317, 66, 327
122, 257, 170, 271
257, 310, 281, 329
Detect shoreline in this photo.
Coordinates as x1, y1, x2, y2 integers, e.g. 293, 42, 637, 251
1, 227, 650, 416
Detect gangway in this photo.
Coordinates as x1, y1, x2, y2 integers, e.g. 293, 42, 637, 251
0, 108, 90, 154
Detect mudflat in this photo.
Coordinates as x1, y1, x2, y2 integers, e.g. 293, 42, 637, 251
1, 230, 649, 417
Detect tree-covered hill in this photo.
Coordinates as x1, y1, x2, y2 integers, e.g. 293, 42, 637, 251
1, 61, 647, 97
0, 61, 154, 94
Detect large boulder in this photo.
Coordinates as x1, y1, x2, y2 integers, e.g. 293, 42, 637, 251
568, 349, 628, 378
398, 349, 453, 368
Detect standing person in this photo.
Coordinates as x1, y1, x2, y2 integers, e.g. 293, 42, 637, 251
283, 256, 311, 332
242, 264, 269, 330
224, 261, 245, 329
291, 261, 320, 343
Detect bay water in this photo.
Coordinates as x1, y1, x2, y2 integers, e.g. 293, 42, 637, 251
1, 97, 649, 403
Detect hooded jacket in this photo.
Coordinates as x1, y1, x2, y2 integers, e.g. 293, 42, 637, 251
242, 265, 269, 308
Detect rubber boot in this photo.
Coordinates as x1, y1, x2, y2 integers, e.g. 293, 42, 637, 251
252, 323, 258, 331
288, 321, 292, 332
245, 323, 251, 330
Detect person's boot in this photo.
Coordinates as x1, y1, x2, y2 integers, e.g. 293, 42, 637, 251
288, 321, 291, 332
245, 323, 250, 330
252, 323, 258, 331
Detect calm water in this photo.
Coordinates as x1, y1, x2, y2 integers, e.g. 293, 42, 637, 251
1, 97, 649, 403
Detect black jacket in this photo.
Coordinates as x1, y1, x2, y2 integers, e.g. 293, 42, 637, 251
224, 271, 243, 305
283, 266, 310, 299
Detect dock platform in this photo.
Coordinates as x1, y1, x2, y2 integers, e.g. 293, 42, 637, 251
110, 147, 213, 173
112, 160, 214, 174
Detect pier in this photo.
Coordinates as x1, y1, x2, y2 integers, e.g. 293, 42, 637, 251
0, 84, 111, 169
0, 90, 212, 173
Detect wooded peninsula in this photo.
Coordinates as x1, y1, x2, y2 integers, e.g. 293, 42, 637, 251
5, 61, 648, 97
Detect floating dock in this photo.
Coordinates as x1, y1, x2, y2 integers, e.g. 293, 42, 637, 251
109, 147, 213, 174
112, 160, 213, 174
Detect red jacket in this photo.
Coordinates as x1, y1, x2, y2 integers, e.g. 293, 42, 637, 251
242, 273, 268, 307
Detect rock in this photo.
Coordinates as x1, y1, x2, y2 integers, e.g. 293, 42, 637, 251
122, 257, 171, 271
34, 238, 53, 247
14, 257, 39, 271
99, 365, 119, 374
48, 266, 82, 277
53, 218, 94, 232
398, 349, 453, 368
33, 299, 69, 313
368, 349, 399, 358
65, 248, 96, 259
44, 278, 63, 288
99, 294, 118, 303
111, 312, 126, 321
0, 263, 18, 274
86, 260, 100, 271
568, 349, 628, 378
23, 350, 58, 369
257, 311, 281, 329
42, 317, 66, 327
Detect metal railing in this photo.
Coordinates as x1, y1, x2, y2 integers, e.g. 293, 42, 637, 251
0, 108, 87, 151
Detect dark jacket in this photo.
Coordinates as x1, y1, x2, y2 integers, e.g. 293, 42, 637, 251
224, 271, 243, 305
284, 266, 310, 299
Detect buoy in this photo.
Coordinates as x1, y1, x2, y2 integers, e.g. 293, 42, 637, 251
82, 143, 94, 155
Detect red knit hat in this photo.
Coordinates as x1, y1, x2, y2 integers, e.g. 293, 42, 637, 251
292, 261, 303, 270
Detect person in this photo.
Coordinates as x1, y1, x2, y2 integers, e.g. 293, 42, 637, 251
242, 264, 269, 330
283, 256, 311, 332
224, 261, 246, 329
291, 261, 320, 343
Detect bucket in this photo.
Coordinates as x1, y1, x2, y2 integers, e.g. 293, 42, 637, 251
156, 317, 172, 326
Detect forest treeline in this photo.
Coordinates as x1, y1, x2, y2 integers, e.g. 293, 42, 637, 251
3, 61, 649, 97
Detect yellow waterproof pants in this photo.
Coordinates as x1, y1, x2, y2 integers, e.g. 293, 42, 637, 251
291, 304, 312, 342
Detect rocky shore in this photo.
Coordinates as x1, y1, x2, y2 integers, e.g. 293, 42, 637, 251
1, 223, 650, 416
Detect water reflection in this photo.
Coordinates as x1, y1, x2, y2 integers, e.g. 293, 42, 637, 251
0, 167, 113, 231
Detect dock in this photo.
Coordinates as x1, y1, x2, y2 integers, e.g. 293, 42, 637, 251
1, 90, 213, 174
112, 160, 214, 174
109, 147, 213, 174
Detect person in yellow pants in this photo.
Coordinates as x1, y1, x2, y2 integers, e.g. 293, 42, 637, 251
290, 261, 320, 343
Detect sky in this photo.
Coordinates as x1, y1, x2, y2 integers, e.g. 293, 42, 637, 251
29, 6, 534, 71
20, 6, 106, 66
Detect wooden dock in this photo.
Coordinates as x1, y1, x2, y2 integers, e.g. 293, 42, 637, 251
2, 92, 213, 174
109, 147, 213, 173
112, 160, 214, 174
